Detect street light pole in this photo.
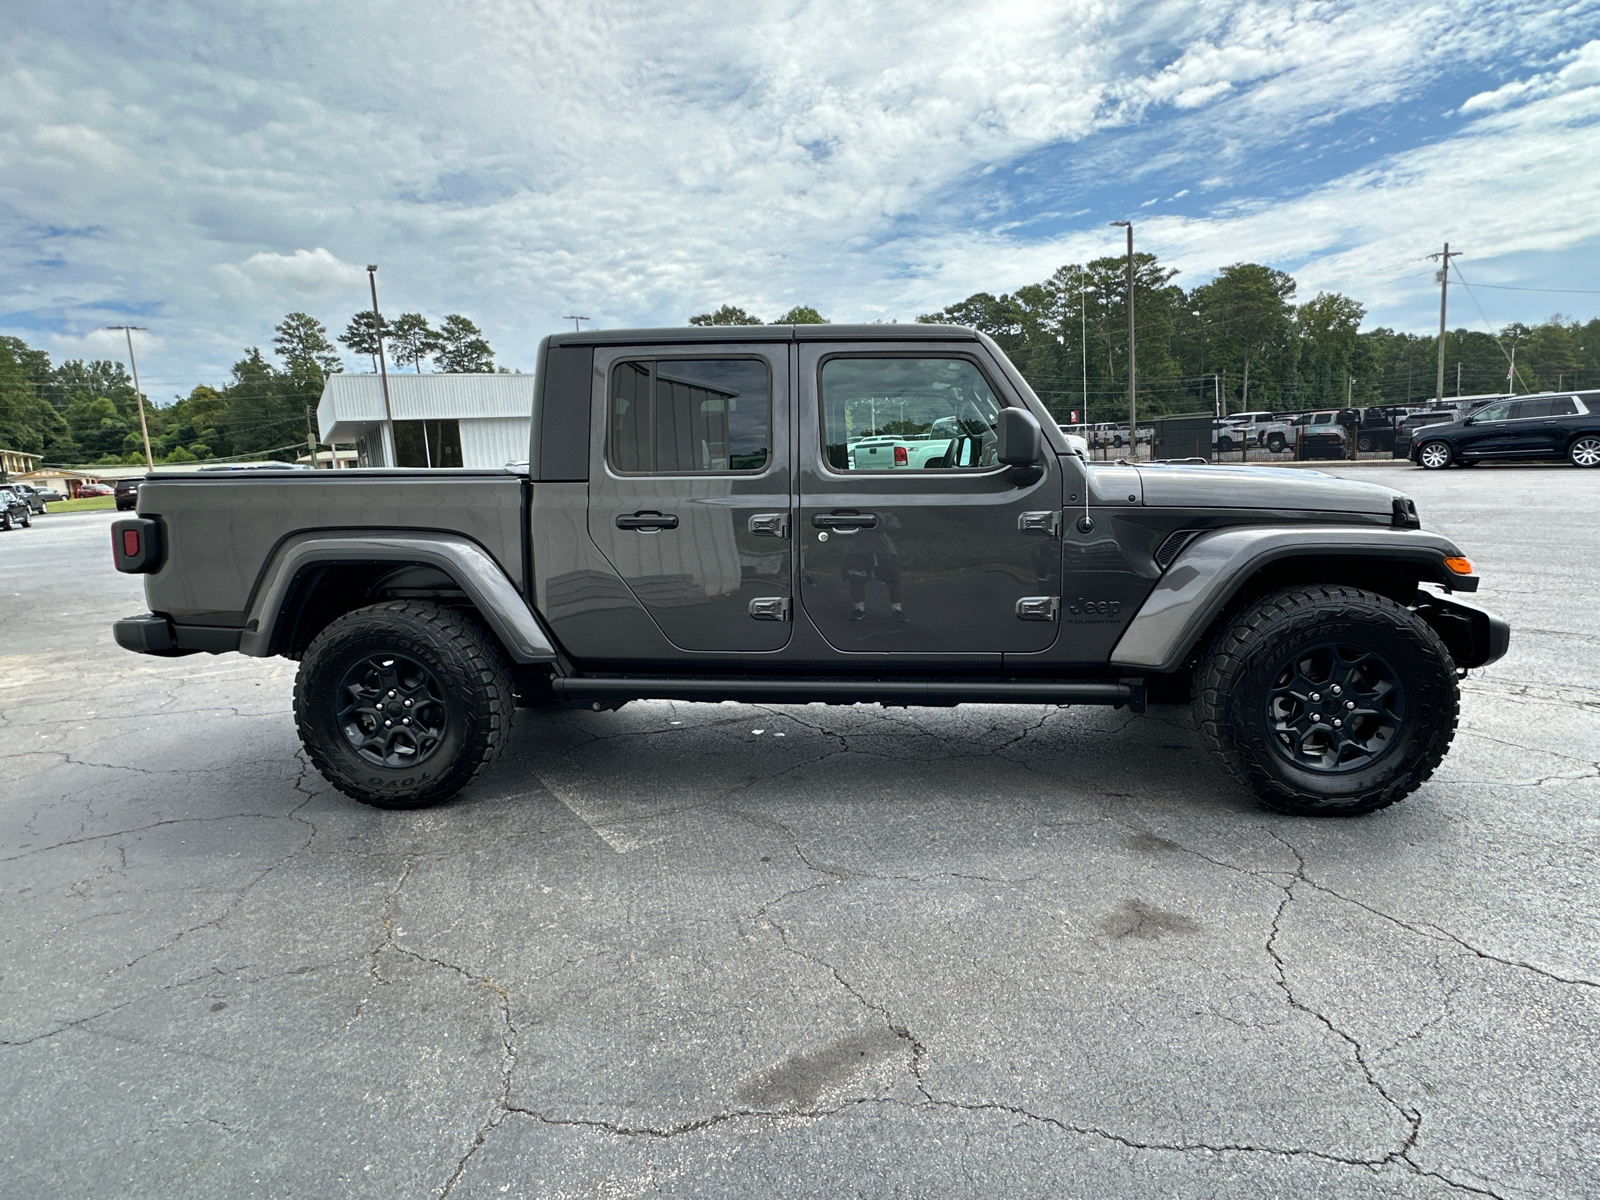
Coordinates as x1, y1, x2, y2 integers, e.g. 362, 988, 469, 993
107, 326, 154, 469
1110, 221, 1136, 460
367, 266, 395, 466
1079, 276, 1093, 434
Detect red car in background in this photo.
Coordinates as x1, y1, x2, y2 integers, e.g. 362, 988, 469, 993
77, 482, 114, 497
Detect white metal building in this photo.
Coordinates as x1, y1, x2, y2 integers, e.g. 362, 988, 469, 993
316, 374, 534, 468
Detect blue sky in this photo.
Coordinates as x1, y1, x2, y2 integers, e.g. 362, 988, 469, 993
3, 0, 1599, 397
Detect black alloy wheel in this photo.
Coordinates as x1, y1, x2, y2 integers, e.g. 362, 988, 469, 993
1419, 440, 1452, 470
1265, 642, 1404, 774
336, 652, 450, 768
1570, 435, 1600, 468
295, 600, 513, 808
1195, 584, 1458, 816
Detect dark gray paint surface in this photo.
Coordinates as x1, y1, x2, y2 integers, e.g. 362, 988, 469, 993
139, 472, 525, 626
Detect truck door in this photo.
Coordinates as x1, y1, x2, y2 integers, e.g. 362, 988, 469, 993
586, 343, 792, 652
795, 345, 1061, 657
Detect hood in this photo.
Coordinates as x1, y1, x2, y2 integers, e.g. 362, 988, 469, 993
1134, 463, 1403, 516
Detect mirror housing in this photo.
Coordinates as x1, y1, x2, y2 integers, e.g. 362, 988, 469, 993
1462, 417, 1476, 426
996, 408, 1043, 466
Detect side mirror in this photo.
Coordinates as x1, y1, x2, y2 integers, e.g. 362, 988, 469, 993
1462, 417, 1476, 426
996, 408, 1043, 466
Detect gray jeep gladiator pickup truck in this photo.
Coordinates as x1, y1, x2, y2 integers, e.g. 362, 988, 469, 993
110, 324, 1507, 817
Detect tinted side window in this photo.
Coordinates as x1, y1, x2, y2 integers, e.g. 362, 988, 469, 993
608, 359, 770, 474
1547, 397, 1578, 416
1518, 398, 1554, 418
821, 357, 1003, 472
1473, 401, 1515, 422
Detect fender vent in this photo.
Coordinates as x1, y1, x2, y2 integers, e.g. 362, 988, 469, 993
1154, 529, 1202, 570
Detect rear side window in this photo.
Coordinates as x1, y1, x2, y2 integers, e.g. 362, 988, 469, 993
1548, 397, 1578, 416
608, 358, 770, 474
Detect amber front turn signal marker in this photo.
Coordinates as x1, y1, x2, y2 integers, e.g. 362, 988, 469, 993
1444, 556, 1473, 575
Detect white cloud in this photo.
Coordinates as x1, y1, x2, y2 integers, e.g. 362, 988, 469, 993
32, 122, 133, 170
216, 247, 365, 295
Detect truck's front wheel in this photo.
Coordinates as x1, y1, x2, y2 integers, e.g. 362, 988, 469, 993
295, 601, 513, 809
1194, 586, 1458, 816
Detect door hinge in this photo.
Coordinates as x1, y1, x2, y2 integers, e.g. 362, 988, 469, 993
1017, 510, 1061, 537
749, 596, 792, 621
1015, 596, 1060, 621
748, 512, 790, 538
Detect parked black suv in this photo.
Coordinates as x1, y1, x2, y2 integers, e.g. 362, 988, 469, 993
1411, 392, 1600, 469
114, 477, 144, 511
0, 486, 33, 530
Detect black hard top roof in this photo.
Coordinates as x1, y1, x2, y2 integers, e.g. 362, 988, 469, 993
547, 323, 978, 348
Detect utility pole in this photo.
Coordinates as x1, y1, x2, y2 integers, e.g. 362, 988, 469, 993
1110, 221, 1136, 460
563, 316, 590, 332
367, 266, 395, 466
107, 326, 154, 470
1456, 362, 1461, 396
305, 405, 319, 468
1507, 342, 1517, 393
1426, 243, 1460, 402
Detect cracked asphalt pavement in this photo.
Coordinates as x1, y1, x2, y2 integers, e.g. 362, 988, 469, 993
2, 464, 1596, 1199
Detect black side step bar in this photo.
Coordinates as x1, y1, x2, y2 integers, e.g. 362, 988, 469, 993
550, 676, 1145, 711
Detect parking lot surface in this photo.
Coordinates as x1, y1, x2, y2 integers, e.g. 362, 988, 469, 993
2, 464, 1596, 1199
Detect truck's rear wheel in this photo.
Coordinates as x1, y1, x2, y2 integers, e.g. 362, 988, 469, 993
295, 601, 513, 809
1194, 586, 1458, 816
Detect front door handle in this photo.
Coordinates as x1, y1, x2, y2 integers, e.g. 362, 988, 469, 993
616, 511, 679, 531
812, 511, 878, 530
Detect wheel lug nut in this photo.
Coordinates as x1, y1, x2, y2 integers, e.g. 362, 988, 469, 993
388, 690, 396, 698
1311, 693, 1321, 702
1333, 719, 1343, 728
1332, 685, 1342, 695
384, 720, 392, 728
1346, 701, 1355, 710
1311, 713, 1321, 722
403, 718, 410, 725
404, 699, 412, 707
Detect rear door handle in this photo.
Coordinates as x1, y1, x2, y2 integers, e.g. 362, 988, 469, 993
616, 511, 679, 530
811, 511, 878, 530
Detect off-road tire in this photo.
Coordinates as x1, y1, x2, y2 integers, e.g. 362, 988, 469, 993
295, 601, 513, 809
1418, 440, 1452, 470
1194, 585, 1458, 817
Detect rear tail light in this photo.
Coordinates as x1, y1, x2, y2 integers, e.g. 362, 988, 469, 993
112, 518, 163, 573
894, 446, 908, 466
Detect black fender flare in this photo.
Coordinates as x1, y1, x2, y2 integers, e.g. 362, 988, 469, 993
237, 532, 558, 664
1109, 526, 1481, 673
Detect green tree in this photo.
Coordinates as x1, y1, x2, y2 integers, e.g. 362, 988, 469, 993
339, 311, 388, 368
0, 337, 72, 457
220, 348, 305, 460
688, 305, 763, 326
1296, 292, 1365, 408
1191, 264, 1298, 411
773, 305, 827, 324
388, 313, 439, 372
434, 315, 494, 372
272, 313, 342, 383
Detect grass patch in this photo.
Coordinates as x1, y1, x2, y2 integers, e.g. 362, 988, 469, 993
46, 495, 116, 513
